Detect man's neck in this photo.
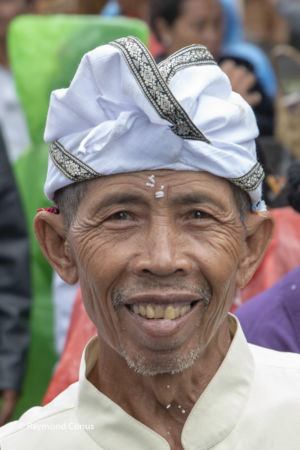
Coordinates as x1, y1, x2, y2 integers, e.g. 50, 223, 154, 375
88, 319, 232, 449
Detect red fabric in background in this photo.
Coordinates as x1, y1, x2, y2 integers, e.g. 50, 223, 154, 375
239, 207, 300, 302
43, 207, 300, 405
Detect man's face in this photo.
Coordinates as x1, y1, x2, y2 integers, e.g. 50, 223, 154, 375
68, 170, 247, 375
0, 0, 29, 40
166, 0, 224, 59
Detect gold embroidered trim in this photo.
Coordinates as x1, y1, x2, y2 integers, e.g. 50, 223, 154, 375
158, 45, 216, 84
229, 162, 265, 191
110, 36, 209, 143
49, 140, 100, 182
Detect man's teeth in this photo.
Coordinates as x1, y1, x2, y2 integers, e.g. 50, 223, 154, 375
131, 304, 191, 320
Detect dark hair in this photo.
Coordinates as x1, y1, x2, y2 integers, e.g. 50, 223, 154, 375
54, 177, 251, 229
150, 0, 184, 42
287, 161, 300, 213
230, 182, 252, 227
54, 180, 89, 229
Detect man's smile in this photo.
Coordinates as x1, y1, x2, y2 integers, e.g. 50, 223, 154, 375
116, 293, 208, 339
129, 303, 193, 320
124, 293, 202, 320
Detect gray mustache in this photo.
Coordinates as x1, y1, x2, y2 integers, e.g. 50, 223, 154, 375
112, 281, 212, 310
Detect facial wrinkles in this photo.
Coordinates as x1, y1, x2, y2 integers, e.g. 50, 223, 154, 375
68, 171, 244, 377
70, 214, 132, 267
204, 220, 243, 261
202, 271, 236, 343
196, 218, 243, 340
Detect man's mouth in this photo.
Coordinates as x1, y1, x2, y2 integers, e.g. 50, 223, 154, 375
126, 300, 199, 320
119, 293, 207, 338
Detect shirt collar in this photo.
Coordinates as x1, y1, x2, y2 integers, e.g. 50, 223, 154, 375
76, 315, 254, 450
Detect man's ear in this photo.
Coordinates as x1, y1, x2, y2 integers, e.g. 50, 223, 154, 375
236, 211, 274, 288
34, 211, 79, 285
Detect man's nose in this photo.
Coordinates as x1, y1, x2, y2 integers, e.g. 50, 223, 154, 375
130, 222, 194, 277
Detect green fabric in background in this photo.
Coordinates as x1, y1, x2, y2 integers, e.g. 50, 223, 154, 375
6, 14, 149, 419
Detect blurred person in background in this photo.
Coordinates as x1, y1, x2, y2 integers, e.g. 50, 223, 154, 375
287, 160, 300, 212
241, 0, 289, 49
100, 0, 164, 56
101, 0, 150, 21
275, 0, 300, 49
0, 0, 32, 425
0, 127, 31, 426
150, 0, 275, 136
0, 0, 31, 162
32, 0, 106, 15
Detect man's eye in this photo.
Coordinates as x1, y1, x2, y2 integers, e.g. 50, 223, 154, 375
108, 211, 131, 220
191, 210, 210, 219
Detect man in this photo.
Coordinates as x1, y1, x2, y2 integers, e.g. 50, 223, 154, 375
1, 37, 300, 449
0, 127, 31, 426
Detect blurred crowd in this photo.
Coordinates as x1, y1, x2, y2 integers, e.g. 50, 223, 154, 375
1, 0, 300, 424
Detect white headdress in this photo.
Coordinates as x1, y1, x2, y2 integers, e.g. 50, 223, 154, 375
44, 36, 265, 210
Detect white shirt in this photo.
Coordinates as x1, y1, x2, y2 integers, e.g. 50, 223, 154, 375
0, 66, 30, 162
1, 315, 300, 449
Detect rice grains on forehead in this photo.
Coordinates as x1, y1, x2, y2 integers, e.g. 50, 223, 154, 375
54, 178, 251, 228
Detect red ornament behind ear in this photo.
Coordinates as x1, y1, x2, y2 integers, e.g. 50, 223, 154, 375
36, 207, 59, 214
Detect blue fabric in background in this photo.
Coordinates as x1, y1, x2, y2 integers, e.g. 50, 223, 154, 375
220, 0, 277, 99
101, 0, 121, 16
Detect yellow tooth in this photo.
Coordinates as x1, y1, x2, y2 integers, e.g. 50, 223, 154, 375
154, 305, 164, 319
174, 306, 181, 319
164, 305, 176, 320
180, 306, 186, 316
133, 305, 139, 314
139, 305, 146, 317
146, 305, 155, 319
180, 305, 191, 316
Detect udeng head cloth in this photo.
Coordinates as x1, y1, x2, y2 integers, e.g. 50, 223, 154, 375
44, 36, 264, 208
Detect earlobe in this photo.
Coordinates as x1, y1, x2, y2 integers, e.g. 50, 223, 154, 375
236, 211, 274, 288
34, 211, 79, 285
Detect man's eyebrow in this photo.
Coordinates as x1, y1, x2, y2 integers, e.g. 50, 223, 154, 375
96, 193, 147, 209
171, 193, 224, 209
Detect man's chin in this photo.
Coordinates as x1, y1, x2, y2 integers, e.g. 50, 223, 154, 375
120, 347, 202, 376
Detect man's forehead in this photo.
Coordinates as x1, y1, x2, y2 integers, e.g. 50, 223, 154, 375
86, 170, 227, 190
82, 170, 234, 210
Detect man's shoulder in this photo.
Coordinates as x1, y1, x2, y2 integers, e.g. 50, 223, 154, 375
250, 344, 300, 396
249, 344, 300, 364
0, 382, 78, 449
247, 345, 300, 423
250, 342, 300, 368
